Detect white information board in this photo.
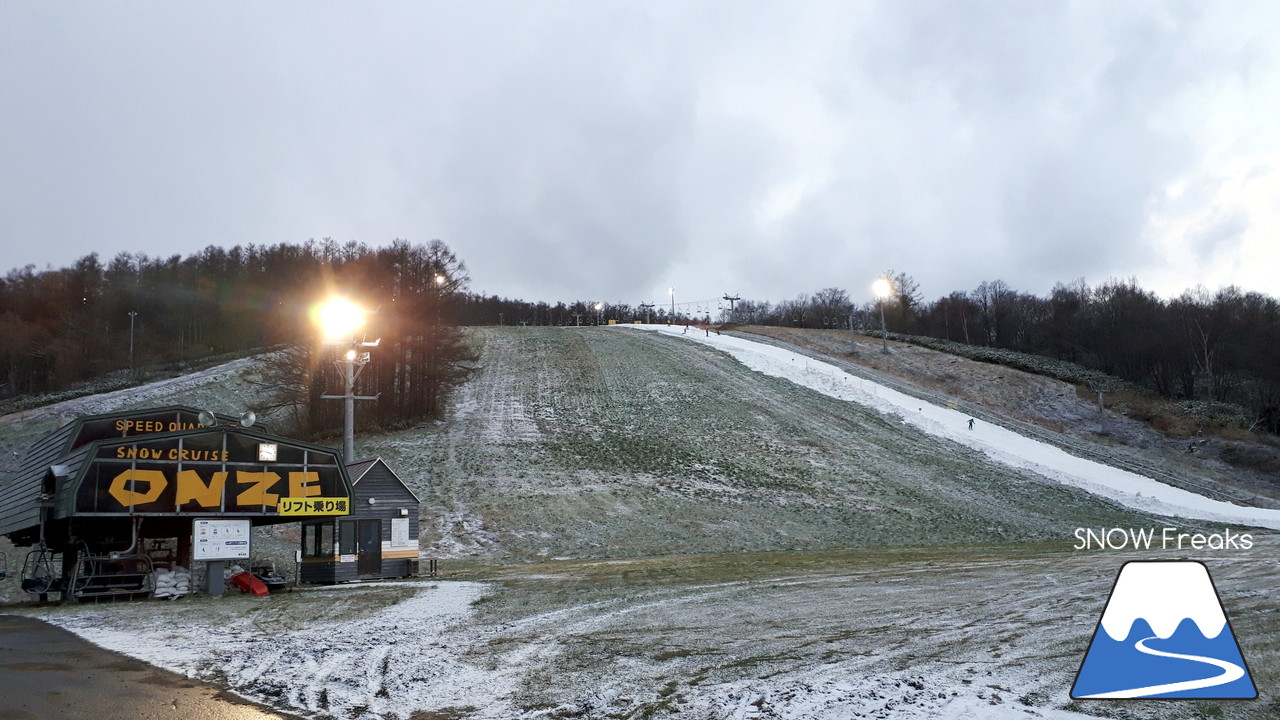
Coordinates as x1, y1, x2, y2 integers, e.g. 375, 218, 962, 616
193, 519, 252, 560
391, 518, 411, 548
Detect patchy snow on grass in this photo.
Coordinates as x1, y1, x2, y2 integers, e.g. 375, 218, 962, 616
0, 356, 260, 427
31, 542, 1280, 720
39, 581, 517, 720
623, 325, 1280, 530
10, 328, 1278, 720
677, 668, 1091, 720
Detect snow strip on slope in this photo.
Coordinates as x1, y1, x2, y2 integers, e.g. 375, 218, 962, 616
622, 324, 1280, 530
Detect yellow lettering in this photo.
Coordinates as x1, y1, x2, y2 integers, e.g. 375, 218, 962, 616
115, 420, 127, 431
235, 471, 281, 507
288, 471, 322, 499
115, 446, 127, 459
107, 469, 167, 507
175, 470, 227, 508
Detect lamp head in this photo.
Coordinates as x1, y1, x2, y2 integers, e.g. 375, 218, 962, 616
872, 278, 893, 299
312, 297, 366, 341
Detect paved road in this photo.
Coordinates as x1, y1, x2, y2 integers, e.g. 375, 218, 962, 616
0, 614, 298, 720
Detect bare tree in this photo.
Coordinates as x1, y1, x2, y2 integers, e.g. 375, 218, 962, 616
811, 287, 853, 328
879, 270, 922, 330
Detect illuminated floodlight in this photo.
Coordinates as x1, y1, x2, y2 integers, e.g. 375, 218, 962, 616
872, 277, 892, 353
312, 297, 366, 341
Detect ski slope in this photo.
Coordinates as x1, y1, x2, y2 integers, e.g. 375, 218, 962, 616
624, 324, 1280, 530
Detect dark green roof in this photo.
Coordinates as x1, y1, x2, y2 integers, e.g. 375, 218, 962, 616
1, 406, 331, 538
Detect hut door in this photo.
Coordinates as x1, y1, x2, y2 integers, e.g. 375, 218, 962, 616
358, 519, 382, 577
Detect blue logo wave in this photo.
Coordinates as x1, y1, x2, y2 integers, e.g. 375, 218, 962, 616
1072, 617, 1256, 699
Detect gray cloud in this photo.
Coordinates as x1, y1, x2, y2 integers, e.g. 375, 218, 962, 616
2, 1, 1277, 306
1187, 208, 1250, 263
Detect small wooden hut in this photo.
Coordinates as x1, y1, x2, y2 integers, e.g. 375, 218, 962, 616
299, 458, 420, 583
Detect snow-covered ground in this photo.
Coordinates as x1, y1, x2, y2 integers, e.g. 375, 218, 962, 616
26, 542, 1278, 720
623, 324, 1280, 530
0, 354, 270, 481
42, 581, 520, 719
7, 328, 1278, 720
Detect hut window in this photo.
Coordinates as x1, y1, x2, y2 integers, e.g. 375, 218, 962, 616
339, 520, 356, 555
302, 522, 335, 557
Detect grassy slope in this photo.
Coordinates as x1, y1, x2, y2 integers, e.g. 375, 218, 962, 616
365, 327, 1163, 559
449, 543, 1280, 720
4, 327, 1277, 719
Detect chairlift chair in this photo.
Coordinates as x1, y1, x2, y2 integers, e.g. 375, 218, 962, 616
67, 553, 154, 602
20, 545, 62, 596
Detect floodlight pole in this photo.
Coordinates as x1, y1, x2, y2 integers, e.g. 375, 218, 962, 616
879, 301, 889, 354
322, 345, 380, 463
872, 278, 892, 355
341, 355, 356, 462
127, 311, 138, 371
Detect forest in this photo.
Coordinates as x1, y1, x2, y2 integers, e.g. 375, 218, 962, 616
2, 248, 1277, 435
459, 273, 1280, 435
0, 239, 476, 436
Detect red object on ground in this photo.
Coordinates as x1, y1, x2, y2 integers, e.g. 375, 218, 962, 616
229, 571, 270, 596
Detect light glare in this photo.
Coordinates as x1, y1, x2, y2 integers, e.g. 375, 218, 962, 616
313, 297, 366, 340
872, 278, 892, 299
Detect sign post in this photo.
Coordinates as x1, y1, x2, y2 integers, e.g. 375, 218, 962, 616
193, 519, 251, 595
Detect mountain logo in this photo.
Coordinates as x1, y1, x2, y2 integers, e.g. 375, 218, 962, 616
1071, 560, 1257, 699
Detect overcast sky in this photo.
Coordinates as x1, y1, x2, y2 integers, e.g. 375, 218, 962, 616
3, 2, 1278, 310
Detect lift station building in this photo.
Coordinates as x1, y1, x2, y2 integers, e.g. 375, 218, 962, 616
0, 406, 419, 599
